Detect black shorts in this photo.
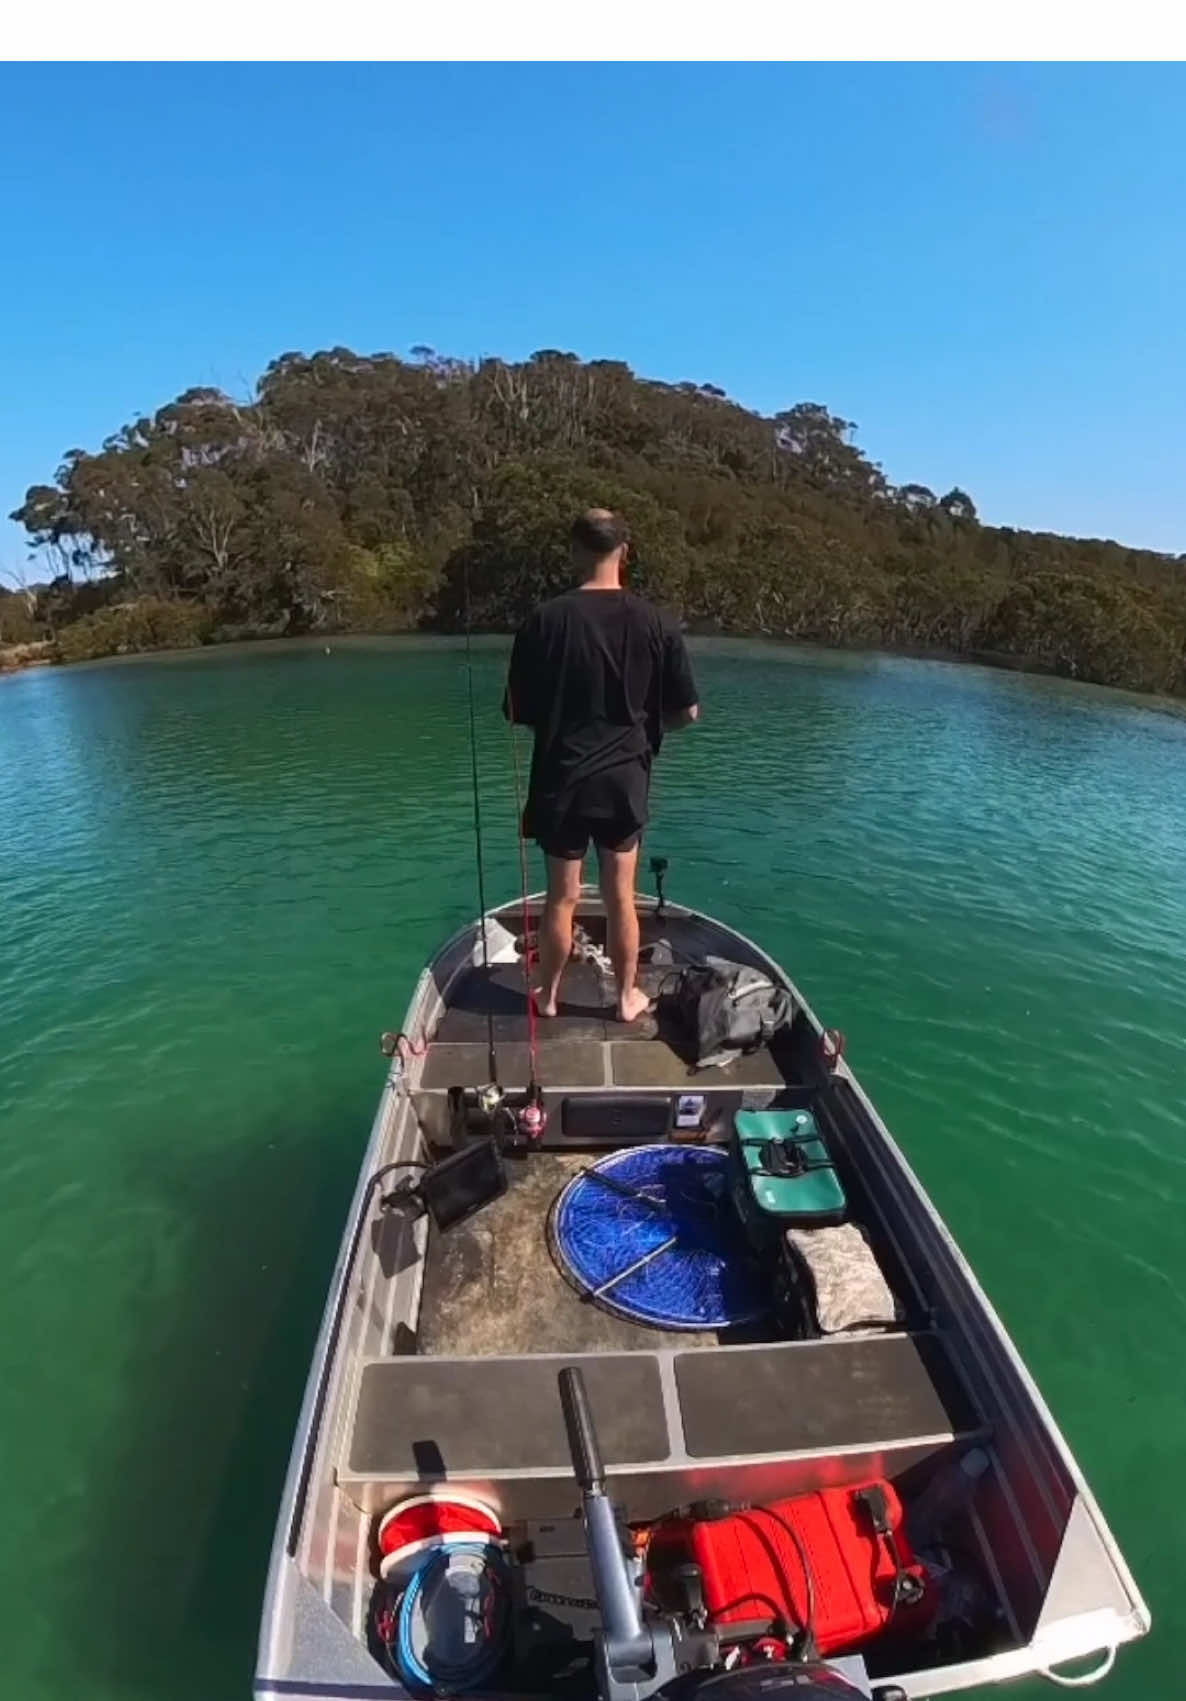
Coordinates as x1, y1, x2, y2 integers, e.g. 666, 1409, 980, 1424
530, 766, 648, 862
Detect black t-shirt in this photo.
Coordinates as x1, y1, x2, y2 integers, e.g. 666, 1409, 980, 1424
505, 589, 698, 817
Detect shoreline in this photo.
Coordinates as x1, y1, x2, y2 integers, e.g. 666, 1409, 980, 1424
5, 626, 1185, 717
0, 640, 54, 674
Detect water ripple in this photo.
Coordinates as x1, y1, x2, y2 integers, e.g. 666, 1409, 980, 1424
1, 638, 1184, 1700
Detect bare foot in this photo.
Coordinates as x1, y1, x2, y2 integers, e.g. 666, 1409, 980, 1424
617, 985, 653, 1024
531, 986, 559, 1019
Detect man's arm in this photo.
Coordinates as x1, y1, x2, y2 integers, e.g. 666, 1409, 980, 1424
661, 620, 699, 731
503, 619, 537, 725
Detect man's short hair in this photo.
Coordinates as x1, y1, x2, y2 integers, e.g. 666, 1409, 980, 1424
571, 508, 630, 557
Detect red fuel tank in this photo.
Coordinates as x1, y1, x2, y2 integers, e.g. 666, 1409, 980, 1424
650, 1481, 933, 1655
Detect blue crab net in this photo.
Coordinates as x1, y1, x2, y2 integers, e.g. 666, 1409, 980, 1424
549, 1144, 766, 1330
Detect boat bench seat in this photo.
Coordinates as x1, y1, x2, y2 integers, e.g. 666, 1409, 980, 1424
344, 1332, 979, 1483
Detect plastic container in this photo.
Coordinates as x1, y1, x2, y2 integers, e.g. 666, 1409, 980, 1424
377, 1491, 501, 1555
651, 1481, 933, 1654
380, 1529, 504, 1585
732, 1109, 847, 1229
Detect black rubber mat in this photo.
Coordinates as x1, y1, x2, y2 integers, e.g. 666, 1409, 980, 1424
674, 1334, 977, 1458
435, 962, 610, 1043
421, 1041, 607, 1089
421, 1038, 786, 1091
611, 1041, 791, 1088
349, 1352, 670, 1475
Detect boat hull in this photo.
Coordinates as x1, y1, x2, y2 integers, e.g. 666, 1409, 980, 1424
255, 890, 1149, 1698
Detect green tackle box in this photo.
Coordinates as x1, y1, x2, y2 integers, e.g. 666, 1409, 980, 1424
731, 1108, 847, 1231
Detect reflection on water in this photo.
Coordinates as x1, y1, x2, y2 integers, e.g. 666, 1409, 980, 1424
1, 638, 1183, 1699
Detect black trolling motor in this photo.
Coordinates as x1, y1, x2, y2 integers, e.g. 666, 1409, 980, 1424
650, 855, 669, 921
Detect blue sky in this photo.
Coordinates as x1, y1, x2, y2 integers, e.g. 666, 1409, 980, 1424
1, 62, 1183, 574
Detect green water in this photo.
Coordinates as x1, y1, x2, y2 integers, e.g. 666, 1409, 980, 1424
1, 637, 1182, 1699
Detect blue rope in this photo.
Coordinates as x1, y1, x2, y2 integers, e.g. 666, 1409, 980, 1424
551, 1145, 766, 1330
395, 1539, 510, 1694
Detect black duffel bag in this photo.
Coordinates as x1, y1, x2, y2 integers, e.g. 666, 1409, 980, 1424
671, 956, 792, 1069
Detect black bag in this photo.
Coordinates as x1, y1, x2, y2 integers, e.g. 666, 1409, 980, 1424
672, 957, 792, 1068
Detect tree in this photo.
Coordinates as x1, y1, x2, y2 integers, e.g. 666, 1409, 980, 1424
0, 564, 43, 645
772, 404, 888, 499
939, 487, 978, 523
10, 343, 1185, 694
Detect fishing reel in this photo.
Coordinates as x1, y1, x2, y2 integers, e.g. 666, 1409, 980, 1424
477, 1081, 505, 1117
479, 1080, 547, 1143
517, 1081, 548, 1141
449, 1080, 548, 1156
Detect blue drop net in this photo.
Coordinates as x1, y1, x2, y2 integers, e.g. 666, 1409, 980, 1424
550, 1144, 766, 1330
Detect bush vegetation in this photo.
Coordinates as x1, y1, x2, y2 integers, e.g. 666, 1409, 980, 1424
10, 346, 1185, 693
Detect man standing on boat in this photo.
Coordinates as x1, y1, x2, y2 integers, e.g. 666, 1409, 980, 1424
505, 509, 700, 1023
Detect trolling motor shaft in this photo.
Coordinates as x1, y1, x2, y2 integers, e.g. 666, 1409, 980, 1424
650, 856, 669, 920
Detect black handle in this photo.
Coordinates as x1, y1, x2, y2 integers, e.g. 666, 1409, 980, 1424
558, 1366, 604, 1491
673, 1562, 706, 1622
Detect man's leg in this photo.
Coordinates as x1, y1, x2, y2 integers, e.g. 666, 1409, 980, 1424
534, 853, 582, 1017
598, 842, 650, 1023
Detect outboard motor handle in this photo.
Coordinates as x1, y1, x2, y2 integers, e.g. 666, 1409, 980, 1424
558, 1368, 652, 1674
558, 1368, 721, 1701
556, 1370, 866, 1701
559, 1364, 606, 1492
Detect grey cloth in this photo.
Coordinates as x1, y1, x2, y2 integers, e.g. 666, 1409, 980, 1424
787, 1223, 901, 1334
681, 957, 792, 1068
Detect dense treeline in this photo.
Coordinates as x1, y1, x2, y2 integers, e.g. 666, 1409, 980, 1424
5, 346, 1185, 694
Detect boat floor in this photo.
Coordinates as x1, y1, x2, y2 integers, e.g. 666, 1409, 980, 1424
421, 954, 798, 1094
416, 1152, 728, 1356
415, 934, 837, 1357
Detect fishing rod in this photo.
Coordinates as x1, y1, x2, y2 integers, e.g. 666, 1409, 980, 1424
505, 689, 544, 1133
461, 562, 499, 1094
460, 575, 546, 1142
